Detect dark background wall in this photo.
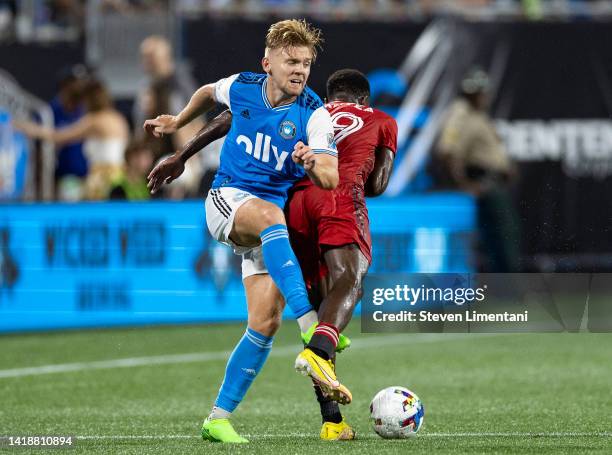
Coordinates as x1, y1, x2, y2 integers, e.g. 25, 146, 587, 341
4, 20, 612, 115
0, 43, 84, 101
488, 22, 612, 119
182, 18, 425, 97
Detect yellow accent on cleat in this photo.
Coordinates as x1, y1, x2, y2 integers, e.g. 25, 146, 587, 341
201, 417, 248, 443
320, 420, 356, 440
322, 383, 353, 405
294, 348, 352, 404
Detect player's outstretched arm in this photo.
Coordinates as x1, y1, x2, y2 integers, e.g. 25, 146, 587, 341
292, 141, 339, 190
143, 84, 217, 137
365, 146, 395, 197
15, 116, 94, 146
147, 110, 232, 194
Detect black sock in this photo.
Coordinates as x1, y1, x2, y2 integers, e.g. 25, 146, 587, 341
314, 385, 342, 424
306, 323, 339, 360
307, 344, 331, 360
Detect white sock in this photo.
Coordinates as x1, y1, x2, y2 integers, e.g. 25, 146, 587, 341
209, 406, 231, 420
297, 310, 318, 333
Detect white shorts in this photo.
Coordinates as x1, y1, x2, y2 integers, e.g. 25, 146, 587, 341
204, 187, 268, 279
241, 245, 267, 279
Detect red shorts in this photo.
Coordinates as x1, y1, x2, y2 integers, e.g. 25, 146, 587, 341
285, 183, 372, 289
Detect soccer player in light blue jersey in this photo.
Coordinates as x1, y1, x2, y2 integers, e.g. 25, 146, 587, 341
144, 19, 350, 443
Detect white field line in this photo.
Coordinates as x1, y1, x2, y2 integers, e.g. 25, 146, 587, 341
0, 333, 500, 379
74, 432, 612, 440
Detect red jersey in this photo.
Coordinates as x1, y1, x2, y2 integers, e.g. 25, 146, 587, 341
286, 102, 398, 283
327, 101, 398, 187
295, 102, 398, 189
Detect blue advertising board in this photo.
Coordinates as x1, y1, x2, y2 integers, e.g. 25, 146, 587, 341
0, 195, 474, 332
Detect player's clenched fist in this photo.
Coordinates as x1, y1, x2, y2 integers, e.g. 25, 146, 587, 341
292, 141, 316, 171
143, 114, 179, 138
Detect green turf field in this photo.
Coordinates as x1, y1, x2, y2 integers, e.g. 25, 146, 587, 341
1, 323, 611, 454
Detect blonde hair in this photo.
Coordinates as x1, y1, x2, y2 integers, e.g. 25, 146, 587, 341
265, 19, 323, 61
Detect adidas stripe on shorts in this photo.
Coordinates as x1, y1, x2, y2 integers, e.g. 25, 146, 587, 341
204, 186, 267, 278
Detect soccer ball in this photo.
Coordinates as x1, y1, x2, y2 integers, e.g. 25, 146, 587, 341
370, 386, 424, 438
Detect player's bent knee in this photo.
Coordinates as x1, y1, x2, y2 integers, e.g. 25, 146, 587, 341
344, 265, 360, 283
258, 205, 285, 230
344, 263, 366, 288
249, 313, 282, 337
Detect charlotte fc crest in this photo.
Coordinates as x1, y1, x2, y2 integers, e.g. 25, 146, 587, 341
279, 120, 297, 140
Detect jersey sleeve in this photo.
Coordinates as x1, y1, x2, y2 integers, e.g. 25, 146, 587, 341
213, 74, 239, 110
378, 114, 398, 154
306, 106, 337, 157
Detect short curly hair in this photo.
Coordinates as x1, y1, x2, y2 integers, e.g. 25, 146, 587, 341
265, 19, 324, 61
326, 69, 370, 100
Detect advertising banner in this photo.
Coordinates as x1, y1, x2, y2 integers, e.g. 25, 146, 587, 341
0, 195, 474, 332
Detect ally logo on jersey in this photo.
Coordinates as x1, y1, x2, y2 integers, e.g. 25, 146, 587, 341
236, 131, 291, 171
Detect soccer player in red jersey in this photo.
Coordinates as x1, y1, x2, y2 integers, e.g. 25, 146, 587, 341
147, 69, 397, 440
286, 69, 397, 437
287, 68, 397, 333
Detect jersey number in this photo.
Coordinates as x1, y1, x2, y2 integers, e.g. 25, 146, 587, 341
331, 112, 364, 144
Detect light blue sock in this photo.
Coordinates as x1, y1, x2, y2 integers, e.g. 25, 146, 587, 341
260, 224, 312, 318
214, 327, 273, 413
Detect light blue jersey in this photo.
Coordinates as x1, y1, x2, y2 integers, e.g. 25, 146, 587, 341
212, 72, 337, 208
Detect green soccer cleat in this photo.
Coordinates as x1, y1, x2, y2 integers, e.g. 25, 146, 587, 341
201, 417, 248, 443
301, 323, 352, 353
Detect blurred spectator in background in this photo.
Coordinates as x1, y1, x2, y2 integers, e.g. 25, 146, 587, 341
133, 35, 203, 159
102, 0, 168, 13
0, 1, 16, 40
522, 0, 544, 20
48, 0, 85, 31
108, 140, 154, 200
433, 67, 520, 272
16, 79, 129, 201
50, 64, 89, 201
133, 35, 204, 198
